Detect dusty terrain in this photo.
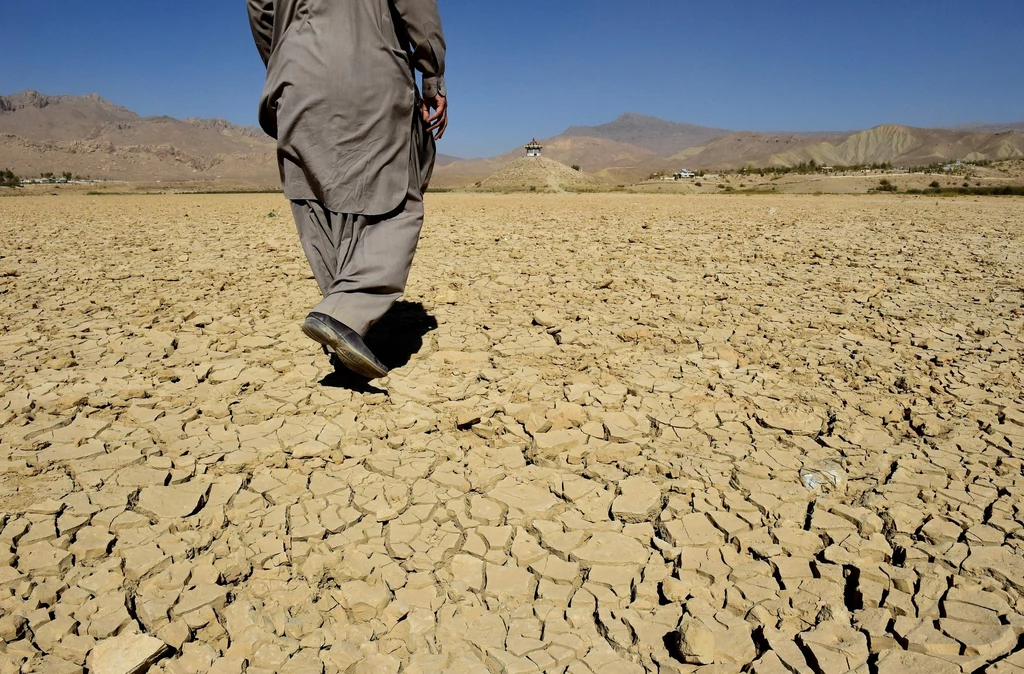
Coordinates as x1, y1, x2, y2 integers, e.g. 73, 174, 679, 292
1, 193, 1023, 674
626, 161, 1024, 196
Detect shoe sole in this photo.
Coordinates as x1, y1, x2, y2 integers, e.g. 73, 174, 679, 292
301, 316, 389, 379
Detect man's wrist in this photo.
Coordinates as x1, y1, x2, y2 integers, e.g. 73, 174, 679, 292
422, 75, 446, 99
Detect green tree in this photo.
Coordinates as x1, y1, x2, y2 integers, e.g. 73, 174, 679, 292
1, 169, 21, 188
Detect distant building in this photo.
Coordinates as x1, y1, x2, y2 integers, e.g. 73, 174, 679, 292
525, 139, 543, 157
674, 169, 695, 179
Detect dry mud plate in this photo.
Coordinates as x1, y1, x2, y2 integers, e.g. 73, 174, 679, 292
1, 192, 1023, 674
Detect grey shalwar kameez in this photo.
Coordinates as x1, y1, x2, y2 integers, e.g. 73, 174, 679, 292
247, 0, 445, 336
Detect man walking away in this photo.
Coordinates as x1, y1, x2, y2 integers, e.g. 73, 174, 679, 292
248, 0, 448, 379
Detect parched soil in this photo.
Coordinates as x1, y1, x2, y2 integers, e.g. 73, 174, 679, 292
1, 193, 1023, 673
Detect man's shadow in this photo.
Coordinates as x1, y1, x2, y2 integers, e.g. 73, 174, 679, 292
319, 300, 438, 392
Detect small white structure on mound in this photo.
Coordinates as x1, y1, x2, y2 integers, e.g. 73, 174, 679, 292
525, 139, 543, 157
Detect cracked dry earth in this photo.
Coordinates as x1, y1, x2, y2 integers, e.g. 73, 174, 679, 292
0, 192, 1023, 674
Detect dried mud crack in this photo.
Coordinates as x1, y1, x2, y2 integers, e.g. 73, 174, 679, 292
0, 192, 1023, 673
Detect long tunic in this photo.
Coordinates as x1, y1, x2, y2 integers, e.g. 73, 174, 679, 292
247, 0, 446, 216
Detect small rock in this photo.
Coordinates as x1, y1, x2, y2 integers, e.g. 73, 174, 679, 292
532, 310, 559, 328
677, 618, 715, 665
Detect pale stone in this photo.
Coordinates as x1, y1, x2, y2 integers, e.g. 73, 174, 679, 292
798, 620, 869, 672
963, 546, 1024, 591
451, 554, 485, 592
676, 618, 715, 665
939, 618, 1017, 658
86, 632, 170, 674
136, 483, 210, 520
17, 542, 73, 577
485, 562, 537, 604
489, 478, 558, 514
611, 476, 662, 523
755, 409, 823, 435
337, 581, 390, 621
570, 532, 649, 567
874, 649, 961, 674
172, 585, 229, 617
69, 527, 116, 561
661, 513, 724, 548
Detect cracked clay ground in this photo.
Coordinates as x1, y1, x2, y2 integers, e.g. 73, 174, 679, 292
1, 192, 1023, 674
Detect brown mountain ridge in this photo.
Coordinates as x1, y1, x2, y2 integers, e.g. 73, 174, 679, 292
435, 114, 1024, 187
0, 91, 278, 184
3, 92, 1023, 187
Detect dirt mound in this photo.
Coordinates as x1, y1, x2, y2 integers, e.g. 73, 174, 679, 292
480, 156, 597, 191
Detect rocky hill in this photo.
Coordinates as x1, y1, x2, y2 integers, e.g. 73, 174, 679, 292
670, 125, 1024, 169
0, 91, 278, 184
183, 117, 268, 139
0, 91, 139, 142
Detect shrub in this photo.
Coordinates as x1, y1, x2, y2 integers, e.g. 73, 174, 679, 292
905, 185, 1024, 196
572, 164, 581, 172
694, 182, 702, 187
875, 178, 898, 192
929, 181, 940, 188
0, 169, 20, 187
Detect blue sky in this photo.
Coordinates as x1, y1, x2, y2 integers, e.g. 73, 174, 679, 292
2, 0, 1022, 158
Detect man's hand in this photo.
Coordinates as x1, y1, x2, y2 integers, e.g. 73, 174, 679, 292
421, 94, 448, 140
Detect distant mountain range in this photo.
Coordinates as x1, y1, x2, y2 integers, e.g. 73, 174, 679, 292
951, 121, 1024, 133
434, 114, 1024, 186
2, 91, 1022, 186
562, 113, 730, 155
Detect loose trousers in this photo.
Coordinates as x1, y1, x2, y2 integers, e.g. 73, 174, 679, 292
290, 180, 423, 337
